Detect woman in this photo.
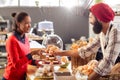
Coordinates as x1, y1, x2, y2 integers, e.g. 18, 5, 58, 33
48, 3, 120, 80
11, 12, 17, 31
2, 12, 42, 80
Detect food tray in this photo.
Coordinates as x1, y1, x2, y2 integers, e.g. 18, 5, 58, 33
34, 76, 53, 80
38, 60, 61, 66
54, 72, 76, 80
99, 74, 120, 80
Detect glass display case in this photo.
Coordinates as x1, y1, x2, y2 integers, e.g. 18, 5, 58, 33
42, 32, 63, 50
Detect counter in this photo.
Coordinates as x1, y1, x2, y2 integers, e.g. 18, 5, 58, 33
26, 62, 75, 80
0, 68, 4, 79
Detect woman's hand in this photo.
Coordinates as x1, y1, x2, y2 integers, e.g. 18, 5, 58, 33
30, 48, 46, 56
35, 60, 44, 68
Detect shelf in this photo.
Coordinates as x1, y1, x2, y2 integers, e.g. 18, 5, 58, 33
0, 32, 7, 35
115, 14, 120, 16
0, 31, 7, 47
115, 11, 120, 16
0, 44, 5, 46
29, 37, 43, 41
0, 52, 7, 58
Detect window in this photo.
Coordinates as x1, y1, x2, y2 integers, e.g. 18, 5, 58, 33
38, 0, 60, 7
104, 0, 120, 6
2, 0, 120, 7
0, 0, 18, 7
0, 0, 85, 7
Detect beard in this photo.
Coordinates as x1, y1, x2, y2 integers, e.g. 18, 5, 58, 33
93, 19, 103, 34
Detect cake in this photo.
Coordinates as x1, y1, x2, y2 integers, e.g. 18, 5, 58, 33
43, 54, 60, 64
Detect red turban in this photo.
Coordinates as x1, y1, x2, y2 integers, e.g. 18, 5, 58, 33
90, 3, 115, 23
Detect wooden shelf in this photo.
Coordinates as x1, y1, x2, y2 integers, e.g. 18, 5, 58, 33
115, 11, 120, 16
0, 44, 5, 46
0, 53, 7, 58
29, 37, 43, 41
0, 32, 7, 35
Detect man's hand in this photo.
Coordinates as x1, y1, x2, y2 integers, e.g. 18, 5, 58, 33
46, 45, 61, 55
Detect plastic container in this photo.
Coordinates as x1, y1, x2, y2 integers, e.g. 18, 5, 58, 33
38, 20, 54, 34
37, 20, 54, 38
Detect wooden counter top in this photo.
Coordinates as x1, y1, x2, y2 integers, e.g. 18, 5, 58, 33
26, 65, 37, 80
0, 32, 7, 35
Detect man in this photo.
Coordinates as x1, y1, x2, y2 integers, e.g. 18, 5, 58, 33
48, 3, 120, 80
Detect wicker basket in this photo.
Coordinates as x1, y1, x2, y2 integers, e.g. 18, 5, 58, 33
71, 53, 95, 70
70, 38, 95, 70
99, 62, 120, 80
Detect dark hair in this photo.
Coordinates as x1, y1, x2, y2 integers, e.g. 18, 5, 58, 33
13, 12, 29, 31
11, 12, 17, 18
